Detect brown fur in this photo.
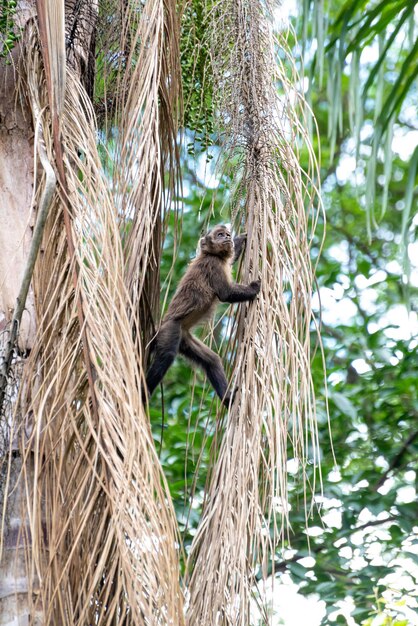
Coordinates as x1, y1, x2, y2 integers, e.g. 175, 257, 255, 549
146, 225, 260, 406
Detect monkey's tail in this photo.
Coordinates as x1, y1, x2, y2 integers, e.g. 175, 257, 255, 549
146, 327, 161, 356
147, 335, 157, 355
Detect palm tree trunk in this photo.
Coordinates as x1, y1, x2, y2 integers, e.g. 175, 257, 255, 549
0, 455, 44, 626
0, 7, 39, 621
0, 13, 36, 353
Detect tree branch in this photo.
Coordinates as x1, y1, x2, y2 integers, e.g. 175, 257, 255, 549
375, 426, 418, 489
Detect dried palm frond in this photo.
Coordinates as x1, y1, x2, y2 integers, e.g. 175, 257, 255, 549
185, 2, 323, 623
2, 2, 184, 623
96, 0, 183, 357
36, 0, 65, 116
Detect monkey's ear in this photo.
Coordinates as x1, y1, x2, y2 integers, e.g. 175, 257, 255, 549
197, 236, 207, 256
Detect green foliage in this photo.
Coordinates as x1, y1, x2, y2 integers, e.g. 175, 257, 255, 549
0, 0, 19, 59
164, 3, 418, 621
361, 591, 412, 626
298, 113, 418, 626
154, 154, 418, 620
285, 92, 417, 621
303, 0, 418, 231
180, 0, 215, 154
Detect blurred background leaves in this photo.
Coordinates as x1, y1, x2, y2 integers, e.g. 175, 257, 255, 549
150, 1, 418, 623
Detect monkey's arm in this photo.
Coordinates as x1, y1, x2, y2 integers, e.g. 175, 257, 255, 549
232, 234, 247, 264
214, 276, 261, 303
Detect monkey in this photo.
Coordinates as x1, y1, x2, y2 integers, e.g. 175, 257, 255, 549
145, 225, 260, 407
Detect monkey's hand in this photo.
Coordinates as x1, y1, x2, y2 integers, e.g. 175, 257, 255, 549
216, 278, 260, 303
249, 280, 261, 299
232, 233, 247, 264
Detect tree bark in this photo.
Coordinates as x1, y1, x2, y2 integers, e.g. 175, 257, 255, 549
0, 11, 36, 352
0, 455, 44, 626
0, 4, 40, 623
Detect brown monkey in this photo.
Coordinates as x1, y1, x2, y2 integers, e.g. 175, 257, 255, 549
145, 225, 260, 407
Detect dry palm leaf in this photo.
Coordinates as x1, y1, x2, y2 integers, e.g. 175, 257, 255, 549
103, 0, 183, 355
185, 2, 324, 623
2, 1, 185, 623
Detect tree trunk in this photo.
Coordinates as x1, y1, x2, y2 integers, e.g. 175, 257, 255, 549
0, 2, 40, 621
0, 12, 36, 352
0, 456, 44, 626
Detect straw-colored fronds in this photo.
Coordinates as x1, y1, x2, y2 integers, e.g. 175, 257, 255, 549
105, 0, 182, 352
1, 1, 184, 623
36, 0, 65, 116
185, 2, 322, 623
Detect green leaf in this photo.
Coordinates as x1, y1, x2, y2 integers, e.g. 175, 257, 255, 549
287, 562, 308, 579
331, 392, 357, 420
401, 144, 418, 281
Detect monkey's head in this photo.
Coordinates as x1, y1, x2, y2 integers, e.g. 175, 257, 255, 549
199, 225, 234, 259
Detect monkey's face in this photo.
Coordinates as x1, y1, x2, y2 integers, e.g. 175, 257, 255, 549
200, 225, 234, 259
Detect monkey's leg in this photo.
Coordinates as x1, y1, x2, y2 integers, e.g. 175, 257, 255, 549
179, 333, 233, 406
146, 320, 181, 396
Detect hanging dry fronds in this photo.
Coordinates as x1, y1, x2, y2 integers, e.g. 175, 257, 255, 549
36, 0, 65, 117
186, 2, 322, 623
101, 0, 183, 356
1, 1, 184, 623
